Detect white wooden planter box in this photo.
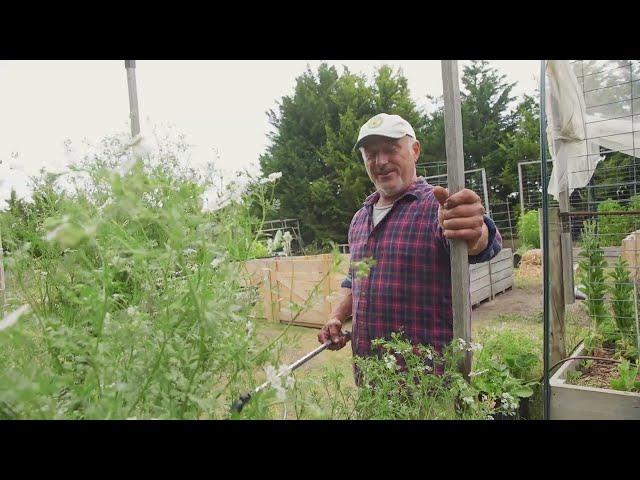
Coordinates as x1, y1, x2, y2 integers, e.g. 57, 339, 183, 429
470, 247, 513, 306
550, 342, 640, 419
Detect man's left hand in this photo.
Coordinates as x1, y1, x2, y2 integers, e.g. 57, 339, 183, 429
433, 186, 489, 256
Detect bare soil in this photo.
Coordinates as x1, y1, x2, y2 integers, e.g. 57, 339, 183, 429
570, 348, 621, 389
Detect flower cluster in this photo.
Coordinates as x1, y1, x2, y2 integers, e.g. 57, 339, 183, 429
498, 392, 519, 415
383, 354, 397, 371
456, 338, 483, 352
259, 171, 282, 184
264, 364, 295, 401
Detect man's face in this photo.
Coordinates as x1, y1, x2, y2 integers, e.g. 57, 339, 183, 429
360, 135, 420, 200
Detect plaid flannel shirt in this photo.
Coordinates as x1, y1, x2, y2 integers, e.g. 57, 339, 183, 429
342, 177, 502, 378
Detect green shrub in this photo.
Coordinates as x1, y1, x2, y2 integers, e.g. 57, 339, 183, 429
517, 210, 540, 249
474, 329, 541, 382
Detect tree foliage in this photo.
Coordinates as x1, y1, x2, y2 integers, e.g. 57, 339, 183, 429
261, 61, 539, 246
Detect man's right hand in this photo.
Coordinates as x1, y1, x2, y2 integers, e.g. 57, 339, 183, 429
318, 318, 348, 350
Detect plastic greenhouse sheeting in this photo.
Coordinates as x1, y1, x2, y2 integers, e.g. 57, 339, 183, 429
546, 60, 639, 201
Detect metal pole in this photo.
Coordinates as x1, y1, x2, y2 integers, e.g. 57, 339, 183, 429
441, 60, 472, 379
0, 229, 4, 317
481, 168, 490, 216
540, 60, 551, 420
125, 60, 141, 138
518, 161, 526, 215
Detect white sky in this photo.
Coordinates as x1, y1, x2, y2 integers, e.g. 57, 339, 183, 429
0, 60, 540, 204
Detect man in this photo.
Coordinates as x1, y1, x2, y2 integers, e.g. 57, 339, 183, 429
318, 113, 502, 382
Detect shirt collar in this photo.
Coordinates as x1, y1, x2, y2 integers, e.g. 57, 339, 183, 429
363, 177, 430, 206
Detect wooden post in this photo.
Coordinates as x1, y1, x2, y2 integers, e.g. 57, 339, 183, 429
0, 229, 4, 316
441, 60, 472, 378
518, 161, 526, 215
261, 267, 276, 322
481, 168, 494, 300
125, 60, 141, 138
541, 207, 567, 364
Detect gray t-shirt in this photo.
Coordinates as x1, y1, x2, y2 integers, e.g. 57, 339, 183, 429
372, 202, 393, 227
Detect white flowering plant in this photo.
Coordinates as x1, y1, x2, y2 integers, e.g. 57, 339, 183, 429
0, 132, 288, 419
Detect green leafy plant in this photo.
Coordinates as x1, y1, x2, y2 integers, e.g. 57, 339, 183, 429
516, 210, 540, 249
609, 360, 640, 392
0, 132, 293, 419
577, 220, 609, 342
474, 329, 541, 382
609, 257, 637, 349
597, 199, 631, 247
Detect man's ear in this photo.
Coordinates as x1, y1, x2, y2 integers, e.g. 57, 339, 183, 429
412, 140, 421, 161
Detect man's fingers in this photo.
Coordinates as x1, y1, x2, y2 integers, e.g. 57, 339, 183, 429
442, 203, 485, 220
328, 324, 342, 343
329, 336, 347, 351
443, 226, 483, 241
432, 186, 449, 206
444, 189, 480, 209
442, 216, 484, 231
318, 328, 328, 344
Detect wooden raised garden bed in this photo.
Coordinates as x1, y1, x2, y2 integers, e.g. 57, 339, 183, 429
241, 248, 514, 328
550, 342, 640, 419
470, 247, 513, 306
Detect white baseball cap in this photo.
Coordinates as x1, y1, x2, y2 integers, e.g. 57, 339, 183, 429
354, 113, 416, 150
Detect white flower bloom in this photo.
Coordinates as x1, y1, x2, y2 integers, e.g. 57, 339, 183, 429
384, 354, 397, 371
126, 306, 138, 317
462, 396, 475, 405
285, 376, 295, 389
116, 154, 137, 176
210, 257, 224, 269
183, 248, 197, 256
0, 304, 31, 331
264, 364, 292, 402
266, 172, 282, 183
456, 338, 482, 352
282, 231, 293, 256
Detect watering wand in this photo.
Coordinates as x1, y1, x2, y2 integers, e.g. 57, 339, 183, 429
231, 330, 351, 414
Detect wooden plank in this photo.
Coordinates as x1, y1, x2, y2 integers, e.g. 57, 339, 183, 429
547, 207, 567, 364
471, 285, 492, 305
276, 272, 326, 284
470, 264, 490, 282
491, 266, 513, 283
442, 60, 471, 378
0, 229, 4, 293
489, 257, 513, 272
492, 276, 514, 293
491, 247, 512, 263
561, 233, 575, 304
124, 60, 141, 137
274, 260, 328, 273
260, 267, 275, 322
470, 274, 491, 292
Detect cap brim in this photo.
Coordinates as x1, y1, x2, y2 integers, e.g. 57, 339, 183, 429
353, 134, 411, 151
